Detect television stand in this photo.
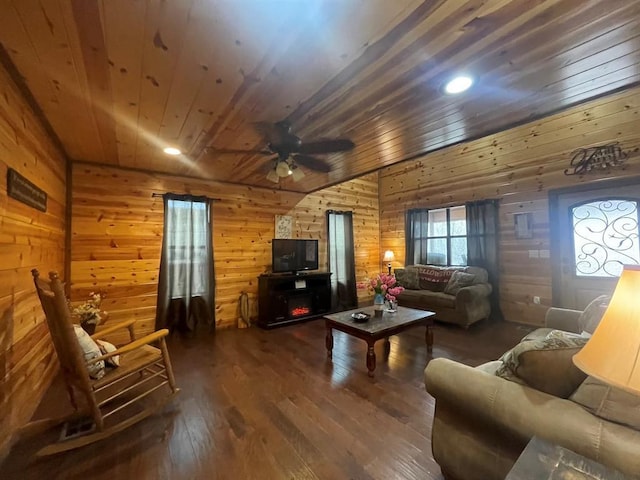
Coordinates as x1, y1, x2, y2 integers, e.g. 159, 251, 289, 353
258, 272, 331, 328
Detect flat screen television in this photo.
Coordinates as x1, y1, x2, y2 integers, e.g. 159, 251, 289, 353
272, 239, 319, 274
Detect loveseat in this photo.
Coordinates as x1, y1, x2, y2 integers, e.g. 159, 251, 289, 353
394, 265, 491, 328
424, 301, 640, 480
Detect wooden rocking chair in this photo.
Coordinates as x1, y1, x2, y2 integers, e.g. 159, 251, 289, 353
23, 269, 180, 456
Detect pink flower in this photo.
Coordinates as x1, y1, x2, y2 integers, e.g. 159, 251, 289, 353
386, 285, 405, 301
358, 273, 403, 297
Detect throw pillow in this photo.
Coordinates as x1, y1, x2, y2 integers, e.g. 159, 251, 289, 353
96, 339, 120, 367
73, 325, 105, 379
417, 266, 454, 292
571, 376, 640, 430
578, 294, 610, 334
395, 268, 420, 290
495, 330, 588, 398
444, 271, 476, 295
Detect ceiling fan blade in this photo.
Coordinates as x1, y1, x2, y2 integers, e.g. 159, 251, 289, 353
296, 139, 355, 155
292, 154, 331, 173
205, 147, 271, 155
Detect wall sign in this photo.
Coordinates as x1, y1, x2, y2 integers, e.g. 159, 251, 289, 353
564, 142, 628, 176
6, 168, 47, 212
275, 215, 292, 238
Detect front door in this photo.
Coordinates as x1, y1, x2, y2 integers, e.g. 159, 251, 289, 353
550, 181, 640, 309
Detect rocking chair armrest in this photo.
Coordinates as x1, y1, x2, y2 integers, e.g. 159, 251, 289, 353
87, 329, 169, 365
90, 319, 137, 342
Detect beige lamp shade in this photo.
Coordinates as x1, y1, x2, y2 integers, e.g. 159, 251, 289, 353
573, 265, 640, 395
383, 250, 395, 262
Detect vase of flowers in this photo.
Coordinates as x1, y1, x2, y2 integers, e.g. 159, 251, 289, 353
71, 292, 106, 335
359, 274, 405, 317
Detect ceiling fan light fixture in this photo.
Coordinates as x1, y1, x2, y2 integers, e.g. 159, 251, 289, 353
276, 160, 291, 177
444, 75, 473, 94
291, 166, 305, 182
266, 168, 280, 183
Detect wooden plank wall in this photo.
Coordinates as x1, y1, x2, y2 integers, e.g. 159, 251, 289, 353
380, 86, 640, 327
0, 65, 66, 455
71, 166, 379, 339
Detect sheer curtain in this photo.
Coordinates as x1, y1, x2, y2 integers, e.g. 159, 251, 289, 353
466, 199, 502, 320
155, 193, 215, 332
327, 210, 357, 311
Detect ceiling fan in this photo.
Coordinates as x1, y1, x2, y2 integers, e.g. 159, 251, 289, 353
205, 120, 355, 183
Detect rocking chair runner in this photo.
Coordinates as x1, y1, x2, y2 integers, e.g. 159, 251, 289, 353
24, 269, 180, 456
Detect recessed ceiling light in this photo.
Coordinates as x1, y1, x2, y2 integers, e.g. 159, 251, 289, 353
163, 147, 182, 155
444, 76, 473, 94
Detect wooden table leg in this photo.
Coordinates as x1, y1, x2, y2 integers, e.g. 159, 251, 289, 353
325, 323, 334, 359
383, 337, 391, 358
366, 340, 376, 377
426, 323, 433, 354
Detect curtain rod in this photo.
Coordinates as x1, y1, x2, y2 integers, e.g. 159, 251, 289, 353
151, 192, 221, 202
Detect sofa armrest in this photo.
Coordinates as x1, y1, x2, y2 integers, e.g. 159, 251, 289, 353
424, 358, 640, 477
456, 283, 492, 303
545, 307, 581, 333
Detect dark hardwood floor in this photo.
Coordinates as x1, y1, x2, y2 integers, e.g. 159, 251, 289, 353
2, 319, 532, 480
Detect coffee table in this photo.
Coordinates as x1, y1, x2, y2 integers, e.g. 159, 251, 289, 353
323, 306, 435, 377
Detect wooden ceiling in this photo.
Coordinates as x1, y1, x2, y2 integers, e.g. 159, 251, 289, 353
1, 0, 639, 193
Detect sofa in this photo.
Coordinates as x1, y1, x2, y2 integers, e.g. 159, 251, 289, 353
394, 265, 492, 328
424, 301, 640, 480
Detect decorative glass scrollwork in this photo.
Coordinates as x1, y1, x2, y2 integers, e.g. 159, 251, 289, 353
572, 199, 640, 277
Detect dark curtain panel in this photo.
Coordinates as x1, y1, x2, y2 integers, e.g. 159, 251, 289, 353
327, 210, 357, 311
405, 209, 428, 265
156, 193, 215, 332
466, 199, 502, 320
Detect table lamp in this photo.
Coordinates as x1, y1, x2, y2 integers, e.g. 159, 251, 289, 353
383, 250, 395, 275
573, 264, 640, 394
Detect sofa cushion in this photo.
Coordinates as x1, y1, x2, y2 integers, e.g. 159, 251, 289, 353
398, 289, 456, 308
444, 271, 476, 295
495, 330, 588, 398
577, 294, 610, 334
570, 376, 640, 430
395, 267, 420, 290
416, 265, 455, 291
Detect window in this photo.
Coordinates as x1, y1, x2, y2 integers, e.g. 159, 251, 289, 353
166, 199, 210, 297
572, 198, 639, 277
406, 206, 467, 266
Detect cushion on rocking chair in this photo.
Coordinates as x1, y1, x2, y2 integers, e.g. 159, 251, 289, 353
73, 325, 105, 379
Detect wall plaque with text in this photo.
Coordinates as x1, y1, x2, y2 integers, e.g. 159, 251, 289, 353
7, 168, 47, 212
